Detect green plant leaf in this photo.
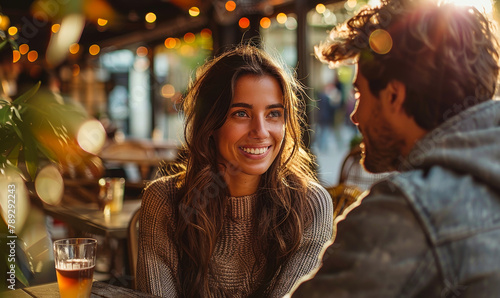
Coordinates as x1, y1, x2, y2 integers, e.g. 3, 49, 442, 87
11, 106, 22, 122
35, 139, 58, 162
6, 142, 21, 167
0, 39, 7, 51
0, 104, 11, 124
19, 123, 39, 180
7, 38, 19, 51
13, 82, 40, 105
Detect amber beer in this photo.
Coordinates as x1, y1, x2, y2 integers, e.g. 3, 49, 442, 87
54, 238, 97, 298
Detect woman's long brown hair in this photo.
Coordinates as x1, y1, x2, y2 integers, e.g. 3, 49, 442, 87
164, 44, 316, 297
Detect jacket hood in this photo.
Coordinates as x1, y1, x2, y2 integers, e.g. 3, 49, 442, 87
400, 99, 500, 191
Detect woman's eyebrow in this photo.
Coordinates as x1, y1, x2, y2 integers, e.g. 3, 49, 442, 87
230, 103, 252, 108
267, 103, 284, 109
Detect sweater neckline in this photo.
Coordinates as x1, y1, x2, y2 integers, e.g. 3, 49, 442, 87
227, 193, 257, 219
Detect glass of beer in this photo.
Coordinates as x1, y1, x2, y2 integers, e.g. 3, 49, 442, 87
53, 238, 97, 298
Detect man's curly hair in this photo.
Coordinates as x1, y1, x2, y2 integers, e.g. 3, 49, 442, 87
316, 0, 499, 130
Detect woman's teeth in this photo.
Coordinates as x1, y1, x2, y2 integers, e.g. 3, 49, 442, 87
242, 147, 268, 155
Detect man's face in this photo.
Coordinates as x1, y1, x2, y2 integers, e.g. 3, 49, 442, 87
350, 69, 405, 173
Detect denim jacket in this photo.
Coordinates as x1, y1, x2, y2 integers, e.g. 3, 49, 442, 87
291, 100, 500, 298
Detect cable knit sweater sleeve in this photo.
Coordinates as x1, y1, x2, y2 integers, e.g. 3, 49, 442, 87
270, 182, 334, 297
136, 176, 179, 297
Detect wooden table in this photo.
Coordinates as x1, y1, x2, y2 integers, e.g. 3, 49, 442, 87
43, 199, 142, 239
43, 199, 142, 286
2, 281, 157, 297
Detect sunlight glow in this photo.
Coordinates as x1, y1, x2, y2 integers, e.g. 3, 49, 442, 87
441, 0, 493, 13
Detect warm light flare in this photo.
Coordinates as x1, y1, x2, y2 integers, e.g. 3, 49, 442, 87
137, 46, 148, 57
276, 13, 287, 24
184, 32, 195, 43
165, 37, 177, 49
225, 1, 236, 12
201, 28, 212, 39
89, 44, 100, 55
239, 17, 250, 29
161, 84, 176, 98
51, 24, 60, 33
0, 171, 29, 232
19, 44, 29, 55
27, 50, 38, 62
0, 15, 10, 31
316, 4, 326, 14
13, 50, 21, 63
8, 26, 18, 36
69, 43, 80, 54
260, 17, 271, 29
35, 165, 64, 205
445, 0, 493, 14
145, 12, 157, 23
76, 119, 106, 155
189, 7, 200, 17
369, 29, 393, 54
97, 18, 108, 26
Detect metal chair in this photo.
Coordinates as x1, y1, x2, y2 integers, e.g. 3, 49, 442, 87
127, 208, 141, 289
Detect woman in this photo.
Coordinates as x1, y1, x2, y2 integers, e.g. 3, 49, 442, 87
137, 45, 333, 297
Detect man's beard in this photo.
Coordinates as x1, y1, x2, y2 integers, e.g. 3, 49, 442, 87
359, 112, 406, 173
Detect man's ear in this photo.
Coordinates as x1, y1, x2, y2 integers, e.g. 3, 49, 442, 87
385, 80, 406, 114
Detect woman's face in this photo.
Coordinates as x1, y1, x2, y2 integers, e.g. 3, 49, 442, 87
213, 74, 285, 180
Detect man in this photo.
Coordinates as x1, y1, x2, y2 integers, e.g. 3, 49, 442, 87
291, 0, 500, 296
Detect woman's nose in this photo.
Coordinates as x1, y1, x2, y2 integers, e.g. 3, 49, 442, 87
250, 117, 270, 138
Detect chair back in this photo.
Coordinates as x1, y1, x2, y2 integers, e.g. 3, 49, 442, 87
127, 208, 141, 289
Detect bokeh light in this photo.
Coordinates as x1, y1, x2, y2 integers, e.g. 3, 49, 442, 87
12, 50, 20, 63
97, 18, 108, 26
316, 4, 326, 14
137, 46, 148, 57
165, 37, 177, 49
189, 7, 200, 17
0, 171, 29, 232
184, 32, 195, 43
89, 44, 100, 55
285, 16, 297, 30
276, 13, 287, 24
161, 84, 176, 98
0, 15, 10, 31
260, 17, 271, 29
8, 26, 18, 36
27, 50, 38, 62
69, 43, 80, 54
52, 23, 61, 33
145, 12, 157, 23
19, 44, 29, 55
239, 17, 250, 29
225, 1, 236, 12
369, 29, 393, 54
73, 64, 80, 76
76, 119, 106, 155
201, 28, 212, 39
35, 165, 64, 205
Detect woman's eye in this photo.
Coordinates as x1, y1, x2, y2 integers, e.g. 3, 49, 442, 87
268, 110, 283, 118
233, 111, 248, 117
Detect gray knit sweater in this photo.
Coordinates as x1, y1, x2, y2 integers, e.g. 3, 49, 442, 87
136, 176, 333, 297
